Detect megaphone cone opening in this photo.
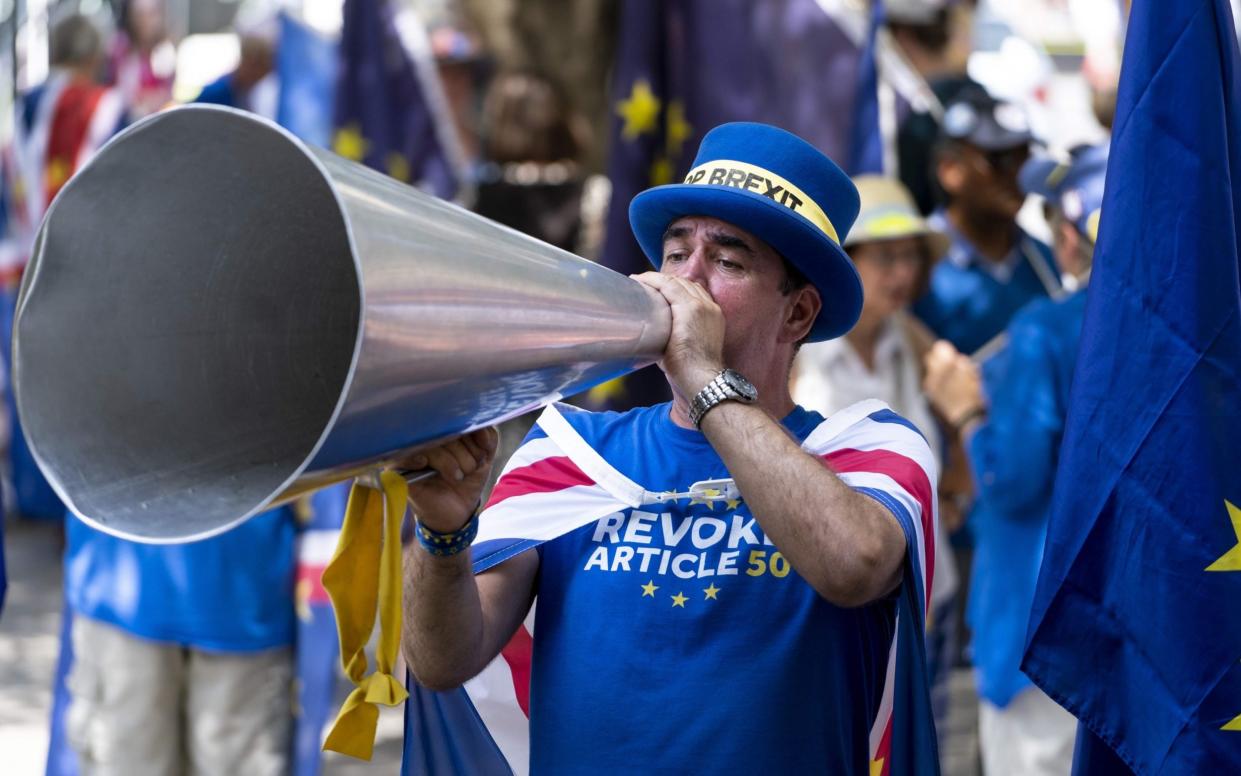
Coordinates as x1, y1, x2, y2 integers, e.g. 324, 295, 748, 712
14, 107, 361, 541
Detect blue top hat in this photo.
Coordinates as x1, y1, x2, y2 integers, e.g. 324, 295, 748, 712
1019, 142, 1109, 242
628, 122, 863, 342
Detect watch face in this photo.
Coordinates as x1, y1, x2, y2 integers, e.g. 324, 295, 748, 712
722, 369, 758, 401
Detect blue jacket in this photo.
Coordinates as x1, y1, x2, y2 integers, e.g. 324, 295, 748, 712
914, 213, 1060, 355
966, 290, 1086, 706
194, 74, 239, 108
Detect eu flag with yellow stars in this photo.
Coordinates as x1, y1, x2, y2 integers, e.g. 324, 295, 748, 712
1022, 0, 1241, 771
334, 0, 457, 199
592, 0, 866, 411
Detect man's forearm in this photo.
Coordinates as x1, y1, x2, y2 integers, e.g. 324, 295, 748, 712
699, 401, 906, 606
402, 545, 487, 691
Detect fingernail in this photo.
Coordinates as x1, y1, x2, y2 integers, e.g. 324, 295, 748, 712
455, 469, 465, 481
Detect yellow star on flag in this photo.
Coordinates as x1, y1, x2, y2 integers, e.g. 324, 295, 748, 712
641, 580, 659, 598
665, 100, 693, 154
703, 583, 720, 600
616, 79, 661, 140
333, 124, 369, 161
870, 758, 885, 776
45, 157, 71, 191
1224, 713, 1241, 732
671, 591, 688, 608
386, 152, 411, 183
1206, 500, 1241, 572
587, 377, 626, 405
649, 155, 674, 186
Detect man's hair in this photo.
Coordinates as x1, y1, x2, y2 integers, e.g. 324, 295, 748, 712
50, 15, 103, 68
778, 255, 809, 295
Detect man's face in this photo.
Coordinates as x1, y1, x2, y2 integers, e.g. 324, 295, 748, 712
941, 142, 1030, 222
659, 215, 815, 364
850, 236, 925, 321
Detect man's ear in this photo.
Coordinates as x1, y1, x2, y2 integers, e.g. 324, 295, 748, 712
781, 284, 822, 344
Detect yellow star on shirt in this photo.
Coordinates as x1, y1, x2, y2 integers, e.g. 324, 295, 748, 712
641, 580, 659, 598
333, 124, 369, 161
1206, 500, 1241, 572
725, 498, 741, 510
689, 489, 722, 508
616, 79, 661, 140
670, 591, 688, 608
703, 583, 720, 600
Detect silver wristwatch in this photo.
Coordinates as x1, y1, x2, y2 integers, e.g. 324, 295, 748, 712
689, 369, 758, 428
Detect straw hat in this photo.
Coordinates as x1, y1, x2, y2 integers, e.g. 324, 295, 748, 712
844, 175, 950, 261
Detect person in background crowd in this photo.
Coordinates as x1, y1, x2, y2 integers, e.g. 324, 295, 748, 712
107, 0, 176, 119
913, 83, 1060, 356
922, 142, 1108, 775
64, 503, 300, 775
791, 175, 963, 757
194, 28, 277, 114
474, 70, 588, 252
0, 14, 124, 522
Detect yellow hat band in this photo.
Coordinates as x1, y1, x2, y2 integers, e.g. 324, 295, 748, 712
683, 159, 840, 244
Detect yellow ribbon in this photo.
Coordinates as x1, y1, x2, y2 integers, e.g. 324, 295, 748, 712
321, 470, 410, 760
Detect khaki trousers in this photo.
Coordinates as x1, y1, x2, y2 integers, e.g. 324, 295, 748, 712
66, 615, 293, 776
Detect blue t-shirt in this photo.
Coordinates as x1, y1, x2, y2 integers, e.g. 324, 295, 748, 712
913, 212, 1059, 355
526, 403, 899, 774
65, 507, 297, 652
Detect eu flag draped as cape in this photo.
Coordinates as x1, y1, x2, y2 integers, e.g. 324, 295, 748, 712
1021, 0, 1241, 771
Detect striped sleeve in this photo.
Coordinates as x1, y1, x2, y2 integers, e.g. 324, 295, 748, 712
806, 408, 939, 611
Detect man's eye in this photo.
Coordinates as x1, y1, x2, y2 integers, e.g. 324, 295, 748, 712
664, 252, 686, 263
717, 258, 742, 270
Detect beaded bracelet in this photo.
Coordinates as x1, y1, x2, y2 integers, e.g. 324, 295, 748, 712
414, 512, 480, 557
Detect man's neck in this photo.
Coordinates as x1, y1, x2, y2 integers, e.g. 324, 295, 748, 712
946, 206, 1018, 263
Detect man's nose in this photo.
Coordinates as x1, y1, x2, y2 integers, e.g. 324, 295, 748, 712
674, 248, 710, 285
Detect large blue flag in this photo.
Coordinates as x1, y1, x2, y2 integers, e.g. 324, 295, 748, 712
590, 0, 866, 411
333, 0, 458, 199
1021, 0, 1241, 772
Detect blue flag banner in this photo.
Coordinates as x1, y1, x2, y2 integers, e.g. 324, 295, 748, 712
1021, 0, 1241, 772
334, 0, 457, 199
591, 0, 864, 411
848, 0, 885, 175
277, 12, 337, 149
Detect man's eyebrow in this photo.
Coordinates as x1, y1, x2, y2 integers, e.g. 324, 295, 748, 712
660, 224, 755, 255
662, 224, 693, 242
705, 230, 754, 255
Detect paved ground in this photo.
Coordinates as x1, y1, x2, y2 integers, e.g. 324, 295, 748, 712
0, 517, 980, 775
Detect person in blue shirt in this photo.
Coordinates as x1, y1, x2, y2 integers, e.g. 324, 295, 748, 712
913, 84, 1061, 356
62, 506, 300, 775
400, 124, 941, 773
194, 29, 275, 112
922, 142, 1108, 775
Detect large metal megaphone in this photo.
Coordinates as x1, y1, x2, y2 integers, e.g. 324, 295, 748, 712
13, 105, 670, 542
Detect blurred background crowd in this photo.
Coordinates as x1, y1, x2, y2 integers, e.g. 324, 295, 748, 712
0, 0, 1223, 774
